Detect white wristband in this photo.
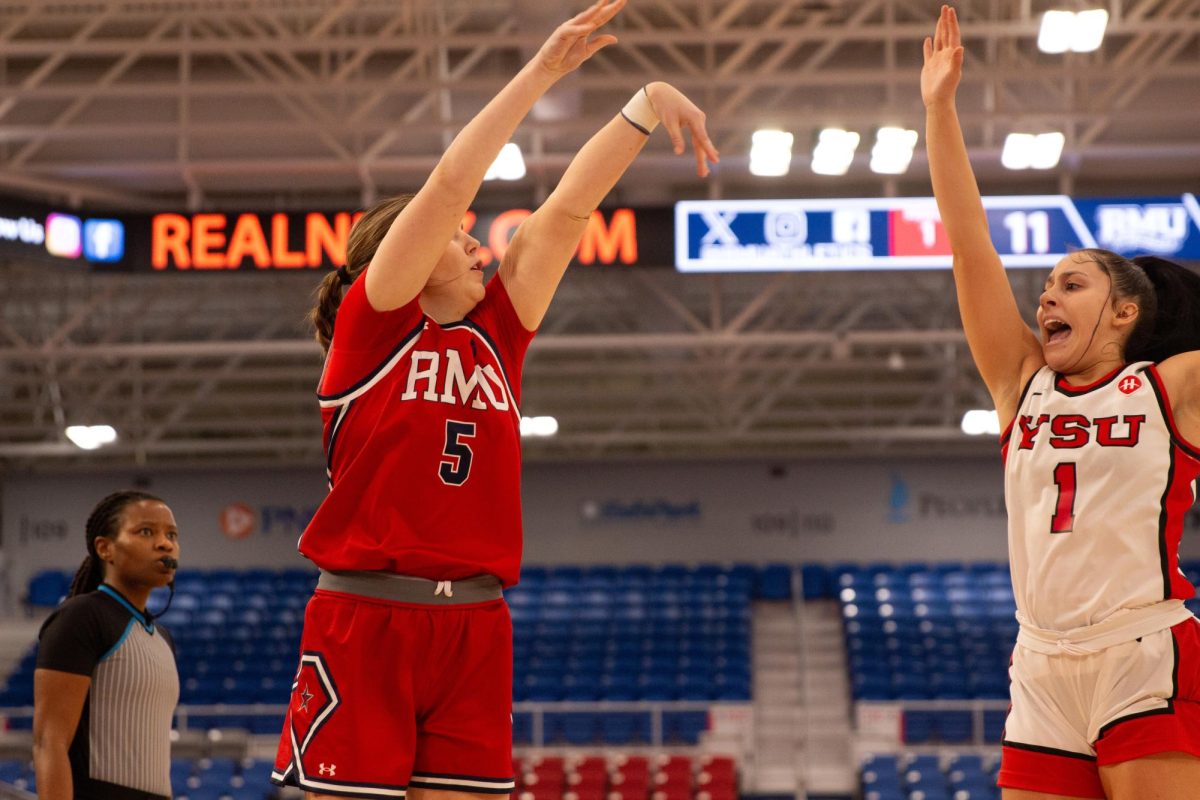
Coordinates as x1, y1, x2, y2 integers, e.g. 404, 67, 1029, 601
620, 87, 660, 135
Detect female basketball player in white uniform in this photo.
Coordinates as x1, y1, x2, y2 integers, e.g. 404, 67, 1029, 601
923, 6, 1200, 799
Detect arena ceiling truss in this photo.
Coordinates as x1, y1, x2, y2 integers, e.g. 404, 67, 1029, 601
0, 0, 1197, 470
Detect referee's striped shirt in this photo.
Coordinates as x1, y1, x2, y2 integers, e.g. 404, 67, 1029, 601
38, 584, 179, 800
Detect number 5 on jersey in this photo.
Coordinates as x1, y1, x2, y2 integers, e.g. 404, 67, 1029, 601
439, 421, 476, 486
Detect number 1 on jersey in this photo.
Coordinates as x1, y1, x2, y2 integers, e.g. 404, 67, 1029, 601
439, 420, 476, 486
1051, 462, 1076, 533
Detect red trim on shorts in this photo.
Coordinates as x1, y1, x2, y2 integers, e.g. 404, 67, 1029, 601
999, 741, 1105, 799
1096, 619, 1200, 765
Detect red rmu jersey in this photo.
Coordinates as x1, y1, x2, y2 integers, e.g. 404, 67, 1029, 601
299, 275, 534, 587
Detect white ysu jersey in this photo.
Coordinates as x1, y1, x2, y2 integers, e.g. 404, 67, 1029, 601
1003, 362, 1200, 632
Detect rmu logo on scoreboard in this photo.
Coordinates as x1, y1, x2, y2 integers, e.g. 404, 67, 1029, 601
1087, 193, 1200, 257
675, 196, 1105, 273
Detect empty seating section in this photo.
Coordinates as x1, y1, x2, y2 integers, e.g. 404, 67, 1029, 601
0, 753, 738, 800
4, 564, 757, 744
0, 756, 276, 799
514, 710, 711, 747
169, 569, 314, 732
836, 561, 1200, 703
836, 563, 1019, 703
509, 565, 753, 746
510, 565, 753, 703
835, 560, 1200, 746
861, 753, 1000, 800
515, 754, 737, 800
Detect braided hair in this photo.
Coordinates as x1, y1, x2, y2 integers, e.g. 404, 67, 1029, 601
68, 490, 165, 598
311, 194, 415, 354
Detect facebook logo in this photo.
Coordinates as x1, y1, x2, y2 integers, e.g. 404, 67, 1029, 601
83, 219, 125, 263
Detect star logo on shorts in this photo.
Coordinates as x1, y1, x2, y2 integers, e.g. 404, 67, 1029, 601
299, 684, 314, 712
290, 653, 339, 756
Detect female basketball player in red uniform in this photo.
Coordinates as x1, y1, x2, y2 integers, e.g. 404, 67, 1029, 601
271, 1, 718, 797
924, 7, 1200, 799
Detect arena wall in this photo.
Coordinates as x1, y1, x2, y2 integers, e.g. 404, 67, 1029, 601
5, 457, 1199, 593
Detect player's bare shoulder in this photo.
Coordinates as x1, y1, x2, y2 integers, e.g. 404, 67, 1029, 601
1155, 350, 1200, 444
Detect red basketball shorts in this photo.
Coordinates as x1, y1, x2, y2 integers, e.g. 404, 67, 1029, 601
999, 617, 1200, 799
270, 585, 515, 797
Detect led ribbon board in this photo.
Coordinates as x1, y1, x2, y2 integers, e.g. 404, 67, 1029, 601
674, 194, 1200, 272
0, 198, 127, 267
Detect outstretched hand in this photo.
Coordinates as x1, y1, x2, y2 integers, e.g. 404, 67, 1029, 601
645, 82, 720, 178
536, 0, 626, 76
921, 5, 964, 108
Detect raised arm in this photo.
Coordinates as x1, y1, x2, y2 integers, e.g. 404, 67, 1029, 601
365, 0, 627, 312
500, 82, 718, 329
33, 668, 90, 800
923, 5, 1043, 421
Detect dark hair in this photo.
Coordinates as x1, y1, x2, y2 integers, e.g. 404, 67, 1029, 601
311, 194, 414, 353
1128, 255, 1200, 362
1076, 248, 1200, 363
68, 490, 165, 598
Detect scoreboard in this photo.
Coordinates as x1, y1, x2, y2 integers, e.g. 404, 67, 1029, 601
674, 194, 1200, 272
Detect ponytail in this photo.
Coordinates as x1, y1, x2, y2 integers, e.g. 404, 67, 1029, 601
310, 194, 415, 354
311, 269, 347, 354
69, 490, 164, 599
1126, 256, 1200, 364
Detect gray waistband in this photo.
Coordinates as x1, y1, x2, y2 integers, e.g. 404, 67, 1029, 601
317, 570, 503, 605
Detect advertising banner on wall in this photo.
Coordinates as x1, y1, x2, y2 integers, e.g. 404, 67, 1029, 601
146, 206, 672, 272
0, 199, 673, 271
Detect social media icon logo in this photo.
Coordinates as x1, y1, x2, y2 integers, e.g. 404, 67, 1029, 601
83, 219, 125, 262
45, 213, 82, 259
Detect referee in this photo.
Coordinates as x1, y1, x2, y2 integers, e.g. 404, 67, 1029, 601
33, 491, 181, 800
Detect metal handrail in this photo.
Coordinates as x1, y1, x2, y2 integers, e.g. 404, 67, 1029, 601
3, 700, 737, 748
857, 698, 1009, 744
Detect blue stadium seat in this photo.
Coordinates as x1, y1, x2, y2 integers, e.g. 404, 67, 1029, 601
197, 757, 237, 784
513, 712, 533, 745
599, 712, 640, 745
27, 570, 70, 607
861, 752, 1002, 800
936, 710, 973, 743
799, 563, 830, 599
664, 710, 708, 744
983, 709, 1008, 742
178, 787, 225, 800
0, 760, 28, 783
757, 563, 793, 600
903, 710, 936, 744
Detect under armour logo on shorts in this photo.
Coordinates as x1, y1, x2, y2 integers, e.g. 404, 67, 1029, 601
319, 763, 337, 776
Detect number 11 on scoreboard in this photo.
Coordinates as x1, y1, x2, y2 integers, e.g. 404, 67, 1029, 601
1003, 211, 1051, 255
